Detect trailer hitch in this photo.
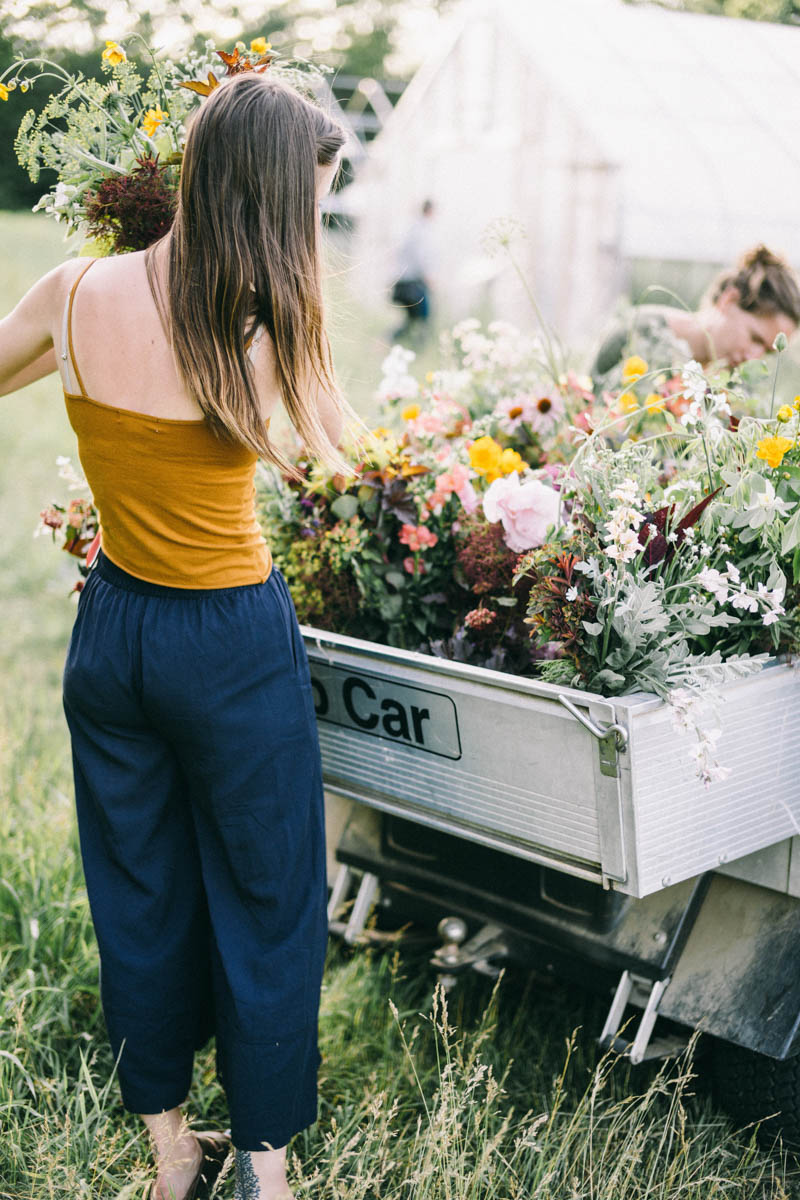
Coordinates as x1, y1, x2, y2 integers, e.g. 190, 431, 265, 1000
431, 917, 510, 990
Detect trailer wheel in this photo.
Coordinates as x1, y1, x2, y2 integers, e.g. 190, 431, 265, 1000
711, 1039, 800, 1149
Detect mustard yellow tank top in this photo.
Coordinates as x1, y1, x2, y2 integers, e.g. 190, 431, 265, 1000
62, 259, 272, 589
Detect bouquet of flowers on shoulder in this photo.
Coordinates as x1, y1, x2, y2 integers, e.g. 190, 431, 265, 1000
2, 34, 324, 252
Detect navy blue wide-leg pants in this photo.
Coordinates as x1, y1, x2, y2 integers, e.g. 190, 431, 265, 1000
62, 550, 328, 1151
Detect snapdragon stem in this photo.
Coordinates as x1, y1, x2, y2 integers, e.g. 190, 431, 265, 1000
503, 245, 563, 383
126, 33, 169, 109
769, 349, 783, 420
701, 432, 714, 496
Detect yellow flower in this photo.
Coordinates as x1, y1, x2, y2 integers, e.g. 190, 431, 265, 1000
644, 392, 665, 413
618, 391, 639, 414
777, 404, 794, 423
500, 448, 524, 474
793, 394, 800, 412
621, 355, 648, 383
20, 81, 28, 93
250, 37, 271, 54
756, 435, 793, 470
0, 84, 8, 102
468, 435, 503, 480
102, 41, 127, 65
401, 403, 421, 421
142, 106, 169, 137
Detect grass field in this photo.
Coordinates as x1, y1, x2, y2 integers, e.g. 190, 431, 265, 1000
1, 212, 798, 1198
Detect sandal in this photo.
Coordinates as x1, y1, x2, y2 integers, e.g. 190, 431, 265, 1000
150, 1130, 232, 1200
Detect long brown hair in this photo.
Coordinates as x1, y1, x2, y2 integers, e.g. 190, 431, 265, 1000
705, 244, 800, 325
145, 72, 353, 473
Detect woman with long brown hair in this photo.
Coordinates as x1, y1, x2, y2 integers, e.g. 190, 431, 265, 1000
0, 72, 352, 1200
593, 244, 800, 388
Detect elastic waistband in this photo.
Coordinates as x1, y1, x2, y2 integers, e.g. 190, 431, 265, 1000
94, 548, 274, 598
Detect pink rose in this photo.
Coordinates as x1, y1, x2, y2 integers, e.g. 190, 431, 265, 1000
482, 472, 560, 553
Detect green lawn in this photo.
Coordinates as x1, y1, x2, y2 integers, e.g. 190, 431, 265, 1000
1, 212, 797, 1199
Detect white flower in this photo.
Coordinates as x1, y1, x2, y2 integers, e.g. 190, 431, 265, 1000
681, 399, 704, 428
696, 567, 729, 604
565, 586, 578, 602
730, 584, 759, 613
451, 318, 481, 340
56, 455, 88, 491
725, 560, 741, 584
751, 478, 792, 520
606, 529, 642, 563
681, 361, 708, 404
430, 368, 470, 398
610, 477, 639, 505
376, 345, 418, 401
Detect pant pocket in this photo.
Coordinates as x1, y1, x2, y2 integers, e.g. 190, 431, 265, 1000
269, 569, 309, 678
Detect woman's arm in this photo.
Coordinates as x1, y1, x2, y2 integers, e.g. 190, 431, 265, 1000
1, 348, 59, 395
313, 375, 344, 448
0, 265, 66, 398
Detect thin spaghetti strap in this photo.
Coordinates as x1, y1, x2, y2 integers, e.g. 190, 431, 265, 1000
65, 259, 99, 398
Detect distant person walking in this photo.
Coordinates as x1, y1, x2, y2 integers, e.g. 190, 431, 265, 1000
390, 198, 438, 344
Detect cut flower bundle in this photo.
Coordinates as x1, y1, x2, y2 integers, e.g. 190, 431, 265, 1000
256, 337, 800, 784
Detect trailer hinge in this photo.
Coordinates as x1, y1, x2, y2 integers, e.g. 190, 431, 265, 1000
327, 864, 380, 944
558, 696, 628, 778
599, 969, 684, 1064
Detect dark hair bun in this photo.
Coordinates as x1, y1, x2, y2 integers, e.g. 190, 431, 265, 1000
706, 244, 800, 324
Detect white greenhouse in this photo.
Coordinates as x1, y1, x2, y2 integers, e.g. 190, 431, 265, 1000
347, 0, 800, 346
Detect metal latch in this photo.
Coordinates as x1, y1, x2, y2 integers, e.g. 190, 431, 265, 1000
558, 695, 628, 778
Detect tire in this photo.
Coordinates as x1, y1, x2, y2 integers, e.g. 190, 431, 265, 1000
711, 1038, 800, 1150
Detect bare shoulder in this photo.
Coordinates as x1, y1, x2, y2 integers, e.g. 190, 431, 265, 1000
6, 258, 86, 323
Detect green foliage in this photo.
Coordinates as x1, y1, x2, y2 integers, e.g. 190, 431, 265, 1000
627, 0, 800, 20
0, 39, 107, 210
